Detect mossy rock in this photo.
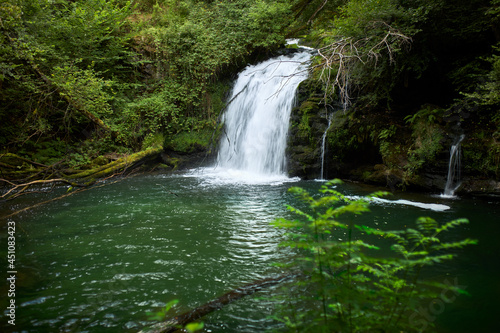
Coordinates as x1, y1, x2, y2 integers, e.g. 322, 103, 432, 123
164, 128, 214, 154
161, 155, 181, 170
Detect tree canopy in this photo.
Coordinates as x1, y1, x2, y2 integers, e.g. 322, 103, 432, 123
1, 0, 499, 181
0, 0, 292, 168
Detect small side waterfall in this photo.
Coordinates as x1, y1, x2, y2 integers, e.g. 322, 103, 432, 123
215, 51, 311, 180
320, 112, 333, 180
442, 134, 465, 197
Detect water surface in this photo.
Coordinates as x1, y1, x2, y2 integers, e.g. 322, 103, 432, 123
1, 172, 499, 332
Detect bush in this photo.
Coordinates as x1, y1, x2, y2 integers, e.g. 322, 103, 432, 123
272, 180, 476, 332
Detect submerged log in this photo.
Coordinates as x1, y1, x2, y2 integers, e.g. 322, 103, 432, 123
138, 273, 295, 333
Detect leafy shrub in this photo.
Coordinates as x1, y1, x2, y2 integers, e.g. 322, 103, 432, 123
272, 180, 476, 332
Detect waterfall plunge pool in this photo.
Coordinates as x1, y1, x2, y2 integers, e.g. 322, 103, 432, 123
1, 171, 499, 332
2, 47, 499, 332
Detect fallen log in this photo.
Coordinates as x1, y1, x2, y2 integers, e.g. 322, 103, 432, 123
138, 273, 295, 333
66, 146, 163, 181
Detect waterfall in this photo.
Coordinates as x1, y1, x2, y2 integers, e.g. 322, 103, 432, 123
442, 134, 465, 197
320, 112, 333, 180
215, 51, 311, 180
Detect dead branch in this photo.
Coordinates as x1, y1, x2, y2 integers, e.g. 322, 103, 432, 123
24, 158, 67, 182
314, 22, 412, 110
0, 173, 128, 221
0, 178, 87, 201
0, 162, 16, 170
308, 0, 328, 25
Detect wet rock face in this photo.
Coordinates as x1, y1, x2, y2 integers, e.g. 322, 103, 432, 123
287, 144, 322, 179
460, 179, 500, 196
286, 78, 326, 179
287, 78, 384, 182
286, 80, 500, 195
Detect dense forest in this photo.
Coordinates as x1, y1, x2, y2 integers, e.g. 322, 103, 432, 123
1, 0, 499, 193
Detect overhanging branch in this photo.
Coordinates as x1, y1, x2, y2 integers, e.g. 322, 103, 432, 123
313, 21, 412, 110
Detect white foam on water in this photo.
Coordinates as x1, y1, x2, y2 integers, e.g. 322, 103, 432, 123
184, 167, 300, 186
348, 195, 450, 212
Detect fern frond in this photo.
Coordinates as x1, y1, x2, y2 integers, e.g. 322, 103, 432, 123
367, 190, 391, 199
286, 204, 314, 221
313, 194, 342, 208
271, 217, 303, 229
332, 201, 370, 216
416, 216, 438, 234
435, 218, 469, 234
433, 238, 478, 251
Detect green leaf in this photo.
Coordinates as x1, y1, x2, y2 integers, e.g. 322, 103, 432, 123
185, 322, 204, 332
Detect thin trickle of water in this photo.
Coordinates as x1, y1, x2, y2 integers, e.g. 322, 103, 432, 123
320, 112, 334, 180
216, 51, 311, 177
442, 134, 465, 198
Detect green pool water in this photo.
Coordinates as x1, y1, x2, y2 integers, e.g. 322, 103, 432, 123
1, 171, 499, 332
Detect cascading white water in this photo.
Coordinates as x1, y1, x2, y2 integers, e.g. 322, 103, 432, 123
442, 134, 465, 198
214, 51, 311, 182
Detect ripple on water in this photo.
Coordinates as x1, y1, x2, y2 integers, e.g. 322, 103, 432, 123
9, 173, 296, 332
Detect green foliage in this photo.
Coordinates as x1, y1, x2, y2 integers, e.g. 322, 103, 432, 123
66, 152, 93, 169
463, 46, 500, 117
15, 139, 69, 165
462, 129, 500, 178
377, 124, 397, 141
2, 0, 293, 169
164, 125, 214, 153
290, 0, 346, 32
403, 106, 444, 179
142, 132, 165, 150
184, 322, 204, 333
307, 0, 422, 107
0, 0, 137, 155
404, 105, 444, 125
272, 180, 476, 332
146, 299, 179, 321
297, 110, 312, 140
296, 0, 495, 114
51, 64, 115, 120
3, 0, 498, 180
146, 299, 204, 332
326, 127, 358, 162
132, 0, 292, 116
